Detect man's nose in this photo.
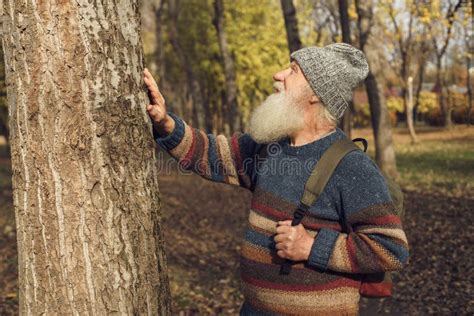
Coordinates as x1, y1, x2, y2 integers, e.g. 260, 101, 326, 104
272, 68, 289, 82
272, 72, 283, 82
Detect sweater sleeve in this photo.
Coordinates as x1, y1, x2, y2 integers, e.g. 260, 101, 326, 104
154, 112, 260, 190
307, 151, 409, 274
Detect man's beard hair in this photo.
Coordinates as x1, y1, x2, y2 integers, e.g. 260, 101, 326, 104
247, 82, 306, 144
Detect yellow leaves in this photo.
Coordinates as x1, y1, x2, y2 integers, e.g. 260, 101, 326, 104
394, 32, 403, 42
387, 96, 405, 113
417, 92, 438, 113
348, 1, 358, 20
441, 19, 451, 28
225, 0, 288, 112
431, 0, 441, 17
419, 15, 432, 25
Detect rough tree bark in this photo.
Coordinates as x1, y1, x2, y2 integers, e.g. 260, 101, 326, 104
1, 1, 171, 314
355, 0, 399, 179
213, 0, 240, 134
338, 0, 353, 137
280, 0, 302, 53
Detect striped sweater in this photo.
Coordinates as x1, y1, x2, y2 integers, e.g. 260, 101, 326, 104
155, 112, 409, 316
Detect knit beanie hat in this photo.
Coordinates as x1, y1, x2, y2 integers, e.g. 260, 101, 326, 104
290, 43, 369, 119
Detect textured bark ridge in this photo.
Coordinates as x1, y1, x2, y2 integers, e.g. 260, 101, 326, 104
1, 1, 171, 314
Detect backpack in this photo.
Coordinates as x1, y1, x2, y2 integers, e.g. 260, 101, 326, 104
256, 137, 404, 298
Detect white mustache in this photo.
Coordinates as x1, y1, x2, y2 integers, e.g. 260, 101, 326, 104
273, 82, 285, 93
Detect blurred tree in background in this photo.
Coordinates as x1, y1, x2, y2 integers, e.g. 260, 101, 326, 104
0, 45, 7, 145
426, 0, 464, 129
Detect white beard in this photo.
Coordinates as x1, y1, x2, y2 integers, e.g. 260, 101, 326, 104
247, 83, 306, 144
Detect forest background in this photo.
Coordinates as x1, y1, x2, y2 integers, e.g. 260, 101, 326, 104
0, 0, 473, 314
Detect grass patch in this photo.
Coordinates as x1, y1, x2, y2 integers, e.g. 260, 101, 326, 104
355, 126, 474, 197
395, 140, 473, 196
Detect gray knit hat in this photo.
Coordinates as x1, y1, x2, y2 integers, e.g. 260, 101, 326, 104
290, 43, 369, 119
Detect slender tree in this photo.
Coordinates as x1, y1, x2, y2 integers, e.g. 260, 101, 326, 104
280, 0, 303, 53
213, 0, 240, 133
385, 0, 418, 143
355, 0, 399, 178
0, 44, 8, 143
413, 37, 433, 122
466, 35, 474, 126
428, 0, 463, 128
154, 0, 166, 82
168, 0, 203, 129
338, 0, 353, 137
1, 1, 171, 314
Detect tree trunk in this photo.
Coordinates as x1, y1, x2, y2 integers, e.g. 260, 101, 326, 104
413, 61, 426, 122
435, 57, 452, 129
1, 1, 171, 314
431, 0, 462, 128
365, 70, 399, 179
201, 84, 214, 133
400, 60, 417, 143
0, 44, 8, 143
338, 0, 352, 137
467, 54, 473, 125
213, 0, 240, 134
154, 0, 166, 82
280, 0, 302, 53
355, 0, 398, 179
404, 79, 418, 143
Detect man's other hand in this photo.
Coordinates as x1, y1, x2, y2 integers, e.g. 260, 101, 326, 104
274, 220, 314, 261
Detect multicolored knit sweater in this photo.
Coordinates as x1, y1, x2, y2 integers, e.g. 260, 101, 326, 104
155, 112, 409, 316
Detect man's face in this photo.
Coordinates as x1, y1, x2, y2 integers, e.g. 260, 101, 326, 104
246, 62, 313, 144
272, 61, 311, 102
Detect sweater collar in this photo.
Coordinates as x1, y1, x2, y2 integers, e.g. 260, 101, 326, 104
279, 127, 347, 156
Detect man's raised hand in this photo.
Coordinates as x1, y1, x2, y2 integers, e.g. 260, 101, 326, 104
143, 68, 175, 136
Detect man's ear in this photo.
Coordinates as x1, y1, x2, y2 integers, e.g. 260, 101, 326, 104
309, 94, 320, 105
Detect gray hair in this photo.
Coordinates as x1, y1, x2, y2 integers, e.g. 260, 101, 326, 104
301, 82, 338, 128
319, 104, 338, 127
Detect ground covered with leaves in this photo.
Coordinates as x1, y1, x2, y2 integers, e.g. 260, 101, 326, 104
1, 126, 473, 315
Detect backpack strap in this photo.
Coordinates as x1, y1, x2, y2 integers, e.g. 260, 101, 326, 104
352, 138, 368, 152
280, 137, 364, 275
300, 138, 362, 207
